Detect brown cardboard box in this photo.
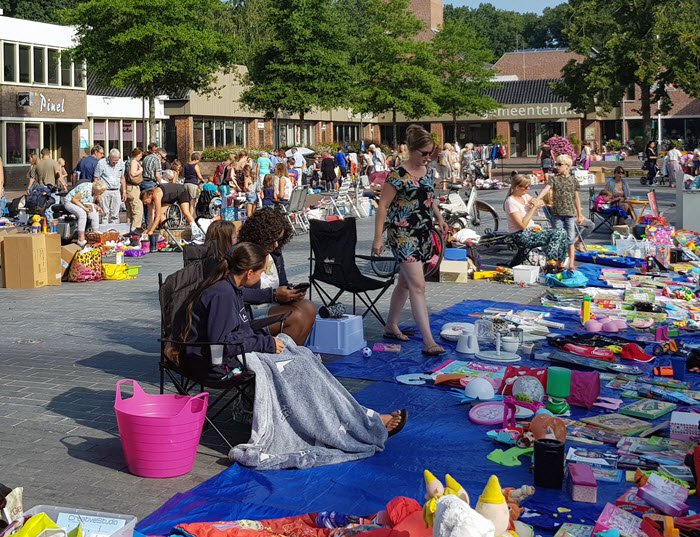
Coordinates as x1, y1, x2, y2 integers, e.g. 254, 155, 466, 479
439, 260, 470, 283
60, 244, 81, 279
0, 228, 18, 287
3, 234, 48, 288
44, 233, 62, 286
590, 167, 606, 185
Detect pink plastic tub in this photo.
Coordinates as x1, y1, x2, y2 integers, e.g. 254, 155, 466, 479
114, 379, 208, 478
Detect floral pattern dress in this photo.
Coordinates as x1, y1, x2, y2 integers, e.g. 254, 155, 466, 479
385, 166, 436, 263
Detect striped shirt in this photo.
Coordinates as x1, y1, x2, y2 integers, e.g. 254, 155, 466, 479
94, 158, 125, 189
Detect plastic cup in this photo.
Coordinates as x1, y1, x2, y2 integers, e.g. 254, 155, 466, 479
210, 346, 224, 366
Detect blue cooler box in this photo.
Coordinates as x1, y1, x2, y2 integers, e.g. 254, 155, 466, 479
306, 314, 366, 355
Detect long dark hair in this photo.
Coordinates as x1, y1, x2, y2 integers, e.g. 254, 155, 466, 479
174, 242, 267, 361
205, 220, 238, 260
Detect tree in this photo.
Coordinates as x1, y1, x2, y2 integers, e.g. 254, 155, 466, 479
0, 0, 81, 23
240, 0, 354, 143
431, 19, 498, 141
353, 0, 439, 147
60, 0, 237, 143
554, 0, 669, 143
655, 0, 700, 99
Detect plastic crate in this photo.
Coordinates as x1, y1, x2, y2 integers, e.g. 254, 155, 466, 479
306, 314, 366, 355
512, 264, 540, 284
24, 505, 137, 537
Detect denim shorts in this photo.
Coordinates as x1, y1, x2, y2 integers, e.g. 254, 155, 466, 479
552, 215, 577, 244
245, 192, 258, 204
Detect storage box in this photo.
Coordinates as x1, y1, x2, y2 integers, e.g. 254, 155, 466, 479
567, 463, 597, 503
512, 264, 540, 284
0, 228, 19, 287
670, 411, 700, 442
439, 259, 469, 283
3, 234, 48, 289
306, 314, 366, 355
444, 248, 467, 261
24, 505, 137, 537
44, 233, 62, 286
615, 487, 656, 516
613, 225, 630, 235
60, 244, 81, 279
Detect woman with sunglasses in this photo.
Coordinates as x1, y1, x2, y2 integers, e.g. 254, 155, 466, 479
605, 166, 631, 212
504, 174, 568, 269
372, 124, 449, 356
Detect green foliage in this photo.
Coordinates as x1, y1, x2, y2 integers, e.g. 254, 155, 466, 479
605, 139, 622, 151
240, 0, 354, 121
352, 0, 439, 145
0, 0, 81, 23
655, 0, 700, 99
554, 0, 669, 142
443, 3, 571, 59
431, 18, 498, 121
492, 134, 507, 146
201, 146, 269, 162
60, 0, 237, 140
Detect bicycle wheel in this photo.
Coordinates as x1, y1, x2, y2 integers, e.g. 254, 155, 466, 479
472, 201, 499, 234
370, 227, 398, 277
164, 204, 184, 228
423, 228, 445, 279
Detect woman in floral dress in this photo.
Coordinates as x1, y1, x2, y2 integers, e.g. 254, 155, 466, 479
372, 124, 450, 356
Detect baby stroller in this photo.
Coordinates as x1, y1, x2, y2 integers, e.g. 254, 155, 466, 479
196, 184, 222, 219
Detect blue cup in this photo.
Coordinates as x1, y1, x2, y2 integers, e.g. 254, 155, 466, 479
671, 355, 686, 381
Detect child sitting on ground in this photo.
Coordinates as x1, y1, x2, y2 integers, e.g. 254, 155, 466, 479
261, 173, 277, 208
594, 189, 629, 224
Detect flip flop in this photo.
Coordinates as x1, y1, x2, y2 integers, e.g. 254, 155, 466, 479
387, 409, 408, 437
384, 331, 410, 342
422, 344, 446, 356
398, 327, 416, 336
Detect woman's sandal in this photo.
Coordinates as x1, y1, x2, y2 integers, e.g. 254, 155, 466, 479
387, 409, 408, 437
422, 344, 446, 356
384, 331, 411, 342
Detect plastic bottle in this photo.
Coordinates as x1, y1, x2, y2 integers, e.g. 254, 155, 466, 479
581, 295, 592, 324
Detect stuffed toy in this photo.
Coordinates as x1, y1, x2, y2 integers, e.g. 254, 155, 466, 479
503, 486, 535, 528
432, 495, 495, 537
475, 476, 510, 536
423, 471, 470, 527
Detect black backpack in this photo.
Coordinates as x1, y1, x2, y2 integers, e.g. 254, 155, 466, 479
195, 188, 219, 219
26, 185, 54, 215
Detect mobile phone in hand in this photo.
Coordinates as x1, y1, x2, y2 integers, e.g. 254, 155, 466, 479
292, 282, 310, 292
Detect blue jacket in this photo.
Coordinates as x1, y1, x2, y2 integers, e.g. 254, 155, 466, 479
241, 252, 289, 305
605, 178, 630, 199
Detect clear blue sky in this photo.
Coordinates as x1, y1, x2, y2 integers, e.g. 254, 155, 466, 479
445, 0, 564, 14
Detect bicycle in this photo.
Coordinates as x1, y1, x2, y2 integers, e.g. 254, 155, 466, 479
370, 225, 445, 279
439, 183, 499, 233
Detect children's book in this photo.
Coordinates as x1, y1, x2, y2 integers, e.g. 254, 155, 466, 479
616, 436, 693, 454
581, 413, 651, 435
568, 424, 622, 445
566, 446, 618, 469
659, 465, 695, 482
619, 399, 677, 420
592, 467, 624, 483
553, 524, 594, 537
593, 503, 646, 537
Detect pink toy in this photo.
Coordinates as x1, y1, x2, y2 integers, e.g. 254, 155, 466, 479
567, 463, 597, 503
585, 319, 603, 332
636, 474, 689, 517
600, 319, 620, 333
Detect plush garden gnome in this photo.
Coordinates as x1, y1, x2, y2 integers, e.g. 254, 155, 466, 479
423, 471, 471, 527
445, 474, 470, 504
475, 476, 510, 536
432, 495, 495, 537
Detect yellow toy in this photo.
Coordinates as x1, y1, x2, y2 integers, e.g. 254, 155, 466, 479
475, 475, 510, 536
31, 214, 41, 233
422, 470, 470, 527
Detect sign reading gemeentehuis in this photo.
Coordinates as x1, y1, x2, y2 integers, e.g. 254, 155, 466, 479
1, 86, 86, 120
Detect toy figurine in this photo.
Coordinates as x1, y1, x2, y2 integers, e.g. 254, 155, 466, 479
423, 471, 469, 527
503, 485, 535, 527
475, 475, 510, 536
30, 214, 41, 234
432, 495, 495, 537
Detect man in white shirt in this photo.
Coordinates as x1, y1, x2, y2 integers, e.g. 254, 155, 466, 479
94, 148, 126, 224
291, 147, 306, 178
369, 144, 385, 171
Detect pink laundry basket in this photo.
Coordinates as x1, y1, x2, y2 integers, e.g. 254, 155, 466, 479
114, 379, 208, 478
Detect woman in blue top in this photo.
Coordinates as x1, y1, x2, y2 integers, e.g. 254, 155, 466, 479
64, 179, 108, 247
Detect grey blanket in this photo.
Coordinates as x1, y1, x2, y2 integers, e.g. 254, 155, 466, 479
229, 334, 387, 469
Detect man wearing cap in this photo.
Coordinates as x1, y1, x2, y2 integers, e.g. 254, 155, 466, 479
94, 148, 126, 224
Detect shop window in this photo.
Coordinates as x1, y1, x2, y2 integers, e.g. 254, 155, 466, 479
33, 47, 45, 84
93, 120, 106, 149
3, 43, 16, 82
18, 45, 30, 83
224, 120, 235, 146
5, 123, 22, 164
25, 124, 40, 159
122, 121, 134, 155
193, 121, 204, 151
47, 49, 59, 85
73, 62, 84, 88
108, 121, 120, 152
235, 121, 246, 146
203, 120, 214, 148
135, 121, 145, 148
214, 120, 225, 147
60, 55, 71, 87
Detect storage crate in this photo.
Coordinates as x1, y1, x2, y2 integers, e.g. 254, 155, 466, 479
670, 411, 700, 442
512, 265, 540, 284
306, 314, 366, 355
24, 505, 137, 537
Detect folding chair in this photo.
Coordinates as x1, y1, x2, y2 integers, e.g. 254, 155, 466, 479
319, 178, 359, 217
282, 187, 309, 234
158, 268, 288, 450
588, 186, 616, 234
308, 217, 395, 325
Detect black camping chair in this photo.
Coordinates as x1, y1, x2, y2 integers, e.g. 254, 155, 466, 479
588, 186, 617, 234
158, 268, 288, 450
308, 217, 395, 325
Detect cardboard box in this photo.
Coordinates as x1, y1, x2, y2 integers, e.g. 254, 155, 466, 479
60, 244, 81, 279
567, 463, 597, 503
613, 225, 630, 235
439, 259, 469, 283
3, 234, 48, 289
0, 228, 19, 287
44, 233, 62, 286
